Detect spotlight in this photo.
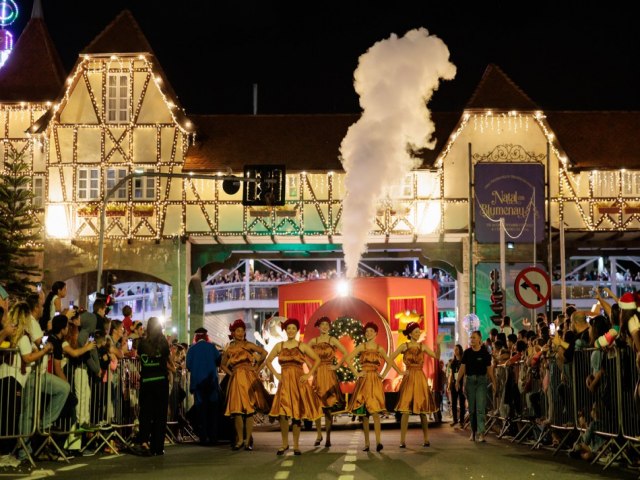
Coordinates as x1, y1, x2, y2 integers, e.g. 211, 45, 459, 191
337, 280, 350, 297
507, 241, 515, 250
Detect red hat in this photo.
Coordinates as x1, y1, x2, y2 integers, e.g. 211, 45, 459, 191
281, 318, 300, 331
619, 292, 637, 310
228, 319, 246, 339
314, 316, 331, 328
363, 322, 378, 333
403, 322, 421, 336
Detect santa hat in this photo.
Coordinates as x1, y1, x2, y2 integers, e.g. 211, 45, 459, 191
618, 292, 637, 310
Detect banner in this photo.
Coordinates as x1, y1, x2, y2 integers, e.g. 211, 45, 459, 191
474, 163, 544, 243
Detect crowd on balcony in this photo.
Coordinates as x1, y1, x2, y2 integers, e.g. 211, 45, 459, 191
205, 264, 454, 286
554, 268, 640, 283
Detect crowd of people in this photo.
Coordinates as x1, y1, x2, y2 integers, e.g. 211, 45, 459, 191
5, 273, 640, 470
437, 287, 640, 461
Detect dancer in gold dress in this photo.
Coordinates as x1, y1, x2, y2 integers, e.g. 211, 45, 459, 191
306, 316, 349, 448
390, 321, 440, 447
266, 318, 323, 455
221, 319, 271, 451
345, 321, 400, 452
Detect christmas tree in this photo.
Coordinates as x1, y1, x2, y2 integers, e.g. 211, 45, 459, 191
0, 150, 42, 299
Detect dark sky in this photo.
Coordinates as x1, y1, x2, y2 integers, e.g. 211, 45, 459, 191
9, 1, 640, 114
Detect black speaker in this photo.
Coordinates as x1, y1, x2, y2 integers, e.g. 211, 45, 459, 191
222, 176, 241, 195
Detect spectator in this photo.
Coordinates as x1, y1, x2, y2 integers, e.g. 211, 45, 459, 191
121, 305, 133, 335
9, 303, 69, 460
448, 344, 466, 427
40, 281, 67, 332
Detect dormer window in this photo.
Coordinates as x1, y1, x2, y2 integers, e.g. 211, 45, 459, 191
106, 73, 130, 124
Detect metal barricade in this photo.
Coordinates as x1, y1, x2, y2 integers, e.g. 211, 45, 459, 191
0, 348, 37, 467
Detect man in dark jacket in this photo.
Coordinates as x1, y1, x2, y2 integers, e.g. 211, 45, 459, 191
186, 327, 221, 445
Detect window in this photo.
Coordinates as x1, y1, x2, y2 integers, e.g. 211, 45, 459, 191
106, 74, 129, 124
106, 168, 128, 200
134, 169, 155, 200
32, 176, 44, 208
388, 173, 414, 199
621, 172, 640, 197
78, 168, 100, 200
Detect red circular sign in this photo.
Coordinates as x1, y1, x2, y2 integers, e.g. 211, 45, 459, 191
514, 267, 551, 309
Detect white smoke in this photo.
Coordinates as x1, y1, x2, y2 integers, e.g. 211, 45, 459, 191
339, 28, 456, 279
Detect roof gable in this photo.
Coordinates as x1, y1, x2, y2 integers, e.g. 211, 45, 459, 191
82, 9, 155, 55
465, 64, 538, 111
0, 18, 66, 102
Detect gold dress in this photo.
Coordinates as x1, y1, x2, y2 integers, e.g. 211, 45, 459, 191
269, 343, 323, 420
224, 341, 271, 416
347, 348, 386, 415
394, 344, 438, 414
311, 341, 345, 410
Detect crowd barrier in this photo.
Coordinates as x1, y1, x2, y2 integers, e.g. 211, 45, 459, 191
483, 344, 640, 473
0, 350, 196, 468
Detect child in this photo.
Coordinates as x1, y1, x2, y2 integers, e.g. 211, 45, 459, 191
569, 403, 605, 461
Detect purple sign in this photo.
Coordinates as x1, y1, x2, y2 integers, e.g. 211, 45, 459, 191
474, 163, 544, 243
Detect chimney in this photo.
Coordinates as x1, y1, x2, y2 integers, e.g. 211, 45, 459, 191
253, 83, 258, 115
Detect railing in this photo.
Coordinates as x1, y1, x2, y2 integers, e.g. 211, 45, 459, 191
483, 344, 639, 473
204, 281, 286, 305
550, 280, 640, 300
110, 292, 167, 317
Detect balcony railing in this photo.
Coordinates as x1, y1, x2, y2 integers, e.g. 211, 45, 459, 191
204, 281, 287, 305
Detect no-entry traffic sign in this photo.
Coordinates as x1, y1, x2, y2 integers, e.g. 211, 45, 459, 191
514, 267, 551, 309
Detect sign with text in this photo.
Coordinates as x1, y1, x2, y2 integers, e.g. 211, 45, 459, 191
474, 162, 544, 243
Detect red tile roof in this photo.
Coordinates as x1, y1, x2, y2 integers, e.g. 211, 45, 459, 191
0, 18, 66, 102
546, 111, 640, 170
183, 113, 461, 172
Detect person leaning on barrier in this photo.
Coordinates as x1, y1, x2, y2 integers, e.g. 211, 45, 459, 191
9, 302, 70, 460
621, 292, 640, 370
570, 311, 591, 351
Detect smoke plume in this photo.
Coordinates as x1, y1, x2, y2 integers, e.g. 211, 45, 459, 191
339, 28, 456, 278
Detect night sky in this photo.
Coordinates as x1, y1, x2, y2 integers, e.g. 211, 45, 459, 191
6, 1, 640, 114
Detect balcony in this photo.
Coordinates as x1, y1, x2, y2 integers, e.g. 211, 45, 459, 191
204, 281, 286, 312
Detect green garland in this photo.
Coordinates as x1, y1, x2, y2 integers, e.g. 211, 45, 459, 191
329, 316, 366, 382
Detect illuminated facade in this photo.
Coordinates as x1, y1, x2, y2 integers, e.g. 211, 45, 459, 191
1, 7, 639, 339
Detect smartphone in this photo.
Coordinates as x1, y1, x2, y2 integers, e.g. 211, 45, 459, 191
36, 283, 42, 292
549, 323, 556, 336
127, 338, 133, 350
88, 335, 95, 343
41, 335, 48, 345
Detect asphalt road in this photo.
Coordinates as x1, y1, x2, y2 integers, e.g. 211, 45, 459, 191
2, 417, 637, 480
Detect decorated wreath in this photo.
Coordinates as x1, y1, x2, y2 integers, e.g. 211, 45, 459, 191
329, 316, 366, 382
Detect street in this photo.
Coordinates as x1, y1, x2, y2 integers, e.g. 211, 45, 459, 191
2, 416, 636, 480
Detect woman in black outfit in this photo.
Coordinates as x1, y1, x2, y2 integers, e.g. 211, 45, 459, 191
136, 316, 170, 456
448, 344, 466, 426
